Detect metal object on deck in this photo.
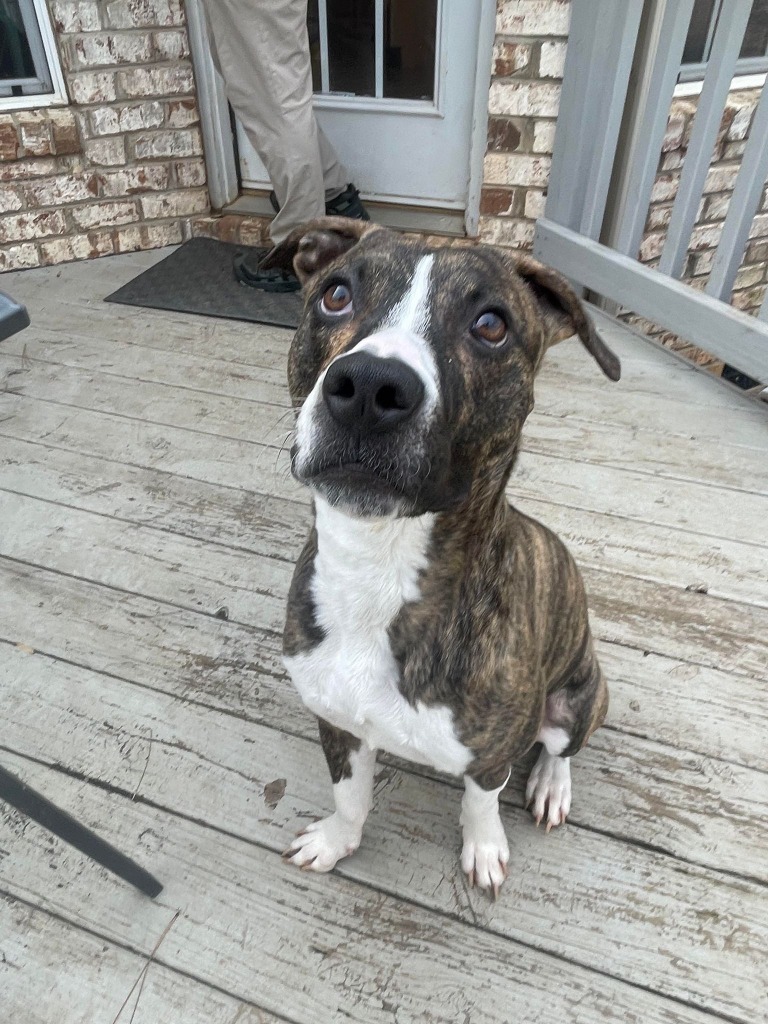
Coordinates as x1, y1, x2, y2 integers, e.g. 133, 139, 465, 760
0, 291, 30, 342
0, 765, 163, 899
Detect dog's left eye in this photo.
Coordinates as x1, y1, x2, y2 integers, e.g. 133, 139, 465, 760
471, 311, 508, 347
320, 283, 353, 316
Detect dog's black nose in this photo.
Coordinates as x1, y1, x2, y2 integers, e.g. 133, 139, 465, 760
322, 352, 425, 434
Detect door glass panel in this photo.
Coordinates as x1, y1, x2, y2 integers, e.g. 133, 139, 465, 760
307, 0, 438, 100
308, 0, 376, 97
385, 0, 438, 100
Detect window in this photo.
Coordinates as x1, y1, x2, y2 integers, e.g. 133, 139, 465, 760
680, 0, 768, 81
0, 0, 67, 109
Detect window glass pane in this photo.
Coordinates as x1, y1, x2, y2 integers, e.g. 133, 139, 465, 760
326, 0, 375, 97
683, 0, 718, 64
0, 0, 37, 84
740, 0, 768, 57
384, 0, 437, 101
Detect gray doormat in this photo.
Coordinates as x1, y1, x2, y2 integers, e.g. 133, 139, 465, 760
104, 237, 302, 329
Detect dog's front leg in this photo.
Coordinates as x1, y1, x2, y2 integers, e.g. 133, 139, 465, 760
284, 719, 376, 872
459, 770, 511, 899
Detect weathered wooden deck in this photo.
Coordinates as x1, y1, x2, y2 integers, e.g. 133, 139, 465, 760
0, 249, 766, 1024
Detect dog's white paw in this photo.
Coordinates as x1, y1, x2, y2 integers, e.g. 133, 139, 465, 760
460, 820, 510, 899
526, 751, 571, 831
283, 814, 362, 872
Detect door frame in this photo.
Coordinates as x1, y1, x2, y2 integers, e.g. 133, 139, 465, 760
185, 0, 496, 237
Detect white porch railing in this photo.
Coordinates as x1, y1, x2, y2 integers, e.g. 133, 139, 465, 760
534, 0, 768, 383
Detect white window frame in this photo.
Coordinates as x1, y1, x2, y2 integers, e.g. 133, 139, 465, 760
0, 0, 68, 111
678, 0, 768, 83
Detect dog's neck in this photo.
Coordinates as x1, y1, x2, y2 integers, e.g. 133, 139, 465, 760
312, 472, 512, 593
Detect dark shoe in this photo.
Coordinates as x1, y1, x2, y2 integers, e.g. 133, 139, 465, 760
325, 183, 370, 220
268, 182, 370, 221
233, 250, 300, 292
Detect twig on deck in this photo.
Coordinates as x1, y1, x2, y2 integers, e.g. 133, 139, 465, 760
111, 908, 180, 1024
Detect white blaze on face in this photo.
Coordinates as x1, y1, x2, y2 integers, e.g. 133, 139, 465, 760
293, 253, 441, 475
351, 253, 440, 410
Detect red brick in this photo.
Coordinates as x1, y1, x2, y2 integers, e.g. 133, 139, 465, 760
116, 65, 195, 98
173, 159, 206, 188
492, 41, 531, 78
153, 29, 190, 61
70, 32, 154, 69
23, 173, 102, 208
89, 102, 164, 136
0, 185, 23, 213
0, 120, 19, 161
68, 71, 118, 105
479, 187, 518, 216
70, 199, 139, 229
40, 231, 116, 265
16, 112, 53, 157
140, 188, 208, 219
0, 242, 40, 270
486, 117, 522, 153
83, 137, 127, 166
49, 110, 81, 156
0, 210, 68, 243
132, 128, 202, 159
104, 0, 186, 29
100, 165, 171, 196
50, 1, 102, 33
165, 99, 199, 128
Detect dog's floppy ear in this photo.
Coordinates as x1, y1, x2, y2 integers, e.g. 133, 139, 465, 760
512, 253, 621, 381
259, 216, 383, 286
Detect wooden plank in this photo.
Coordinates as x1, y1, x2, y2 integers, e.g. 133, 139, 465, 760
3, 388, 766, 551
5, 643, 767, 892
2, 739, 765, 1024
2, 435, 767, 612
3, 754, 729, 1024
2, 567, 766, 870
0, 335, 291, 409
5, 350, 767, 497
2, 461, 767, 685
0, 489, 289, 631
1, 452, 765, 765
599, 644, 768, 773
0, 894, 274, 1024
0, 436, 309, 561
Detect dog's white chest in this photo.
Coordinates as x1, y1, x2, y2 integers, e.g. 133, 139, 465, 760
284, 499, 472, 777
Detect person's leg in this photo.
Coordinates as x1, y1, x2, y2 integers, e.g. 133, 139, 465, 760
201, 0, 330, 243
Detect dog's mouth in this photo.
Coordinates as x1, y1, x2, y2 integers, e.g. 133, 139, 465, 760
298, 456, 411, 516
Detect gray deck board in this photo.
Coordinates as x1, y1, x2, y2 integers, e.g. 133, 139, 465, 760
1, 249, 767, 1024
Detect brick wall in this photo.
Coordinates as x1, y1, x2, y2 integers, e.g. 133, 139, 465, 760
0, 0, 209, 271
478, 0, 567, 249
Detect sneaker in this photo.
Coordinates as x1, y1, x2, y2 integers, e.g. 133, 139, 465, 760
233, 250, 300, 292
268, 182, 370, 221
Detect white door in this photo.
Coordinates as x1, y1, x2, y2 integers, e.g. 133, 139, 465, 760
236, 0, 483, 210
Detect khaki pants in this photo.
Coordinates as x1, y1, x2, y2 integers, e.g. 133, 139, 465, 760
201, 0, 349, 243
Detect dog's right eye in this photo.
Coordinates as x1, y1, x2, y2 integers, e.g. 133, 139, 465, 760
320, 283, 353, 316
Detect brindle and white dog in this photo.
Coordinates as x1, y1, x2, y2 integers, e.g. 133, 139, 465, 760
263, 218, 620, 898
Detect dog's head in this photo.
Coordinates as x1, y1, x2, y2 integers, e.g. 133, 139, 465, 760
263, 218, 620, 517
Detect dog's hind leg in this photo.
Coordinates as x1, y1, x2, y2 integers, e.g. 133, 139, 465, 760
526, 639, 608, 830
525, 728, 572, 831
284, 719, 376, 872
460, 771, 511, 899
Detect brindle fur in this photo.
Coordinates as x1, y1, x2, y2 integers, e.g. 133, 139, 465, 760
318, 718, 361, 783
270, 219, 615, 790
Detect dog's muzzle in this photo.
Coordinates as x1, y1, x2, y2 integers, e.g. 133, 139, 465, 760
322, 352, 425, 437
